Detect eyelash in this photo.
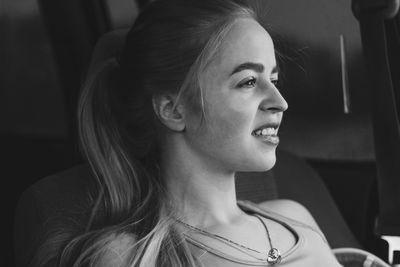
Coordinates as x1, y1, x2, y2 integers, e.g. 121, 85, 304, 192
238, 77, 279, 88
239, 77, 257, 88
271, 79, 279, 87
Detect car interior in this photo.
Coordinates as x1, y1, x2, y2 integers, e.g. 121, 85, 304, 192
3, 0, 400, 266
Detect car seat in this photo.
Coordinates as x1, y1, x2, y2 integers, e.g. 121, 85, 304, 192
13, 29, 361, 267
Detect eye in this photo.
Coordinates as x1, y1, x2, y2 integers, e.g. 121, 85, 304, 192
238, 77, 257, 88
271, 79, 279, 87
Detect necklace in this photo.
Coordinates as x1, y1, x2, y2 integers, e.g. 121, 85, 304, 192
254, 215, 282, 264
176, 214, 282, 265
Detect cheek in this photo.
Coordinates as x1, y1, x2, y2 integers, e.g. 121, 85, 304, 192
212, 109, 248, 140
204, 97, 253, 146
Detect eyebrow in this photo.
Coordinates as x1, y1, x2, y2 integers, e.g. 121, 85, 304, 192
230, 62, 278, 76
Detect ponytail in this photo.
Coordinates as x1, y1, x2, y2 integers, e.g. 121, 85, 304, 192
33, 59, 164, 267
78, 56, 166, 230
78, 58, 137, 222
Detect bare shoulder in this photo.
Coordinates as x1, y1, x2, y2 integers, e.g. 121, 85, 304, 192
97, 233, 136, 267
258, 199, 320, 229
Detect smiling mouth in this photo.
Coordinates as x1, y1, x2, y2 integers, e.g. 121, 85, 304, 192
251, 124, 280, 145
252, 123, 279, 136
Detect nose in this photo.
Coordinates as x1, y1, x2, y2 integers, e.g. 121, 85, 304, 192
259, 86, 288, 113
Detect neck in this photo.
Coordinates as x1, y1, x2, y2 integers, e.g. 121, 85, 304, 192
162, 137, 243, 227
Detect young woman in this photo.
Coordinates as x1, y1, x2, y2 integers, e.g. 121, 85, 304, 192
37, 0, 346, 266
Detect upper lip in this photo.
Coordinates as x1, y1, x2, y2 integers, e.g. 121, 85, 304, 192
252, 122, 280, 134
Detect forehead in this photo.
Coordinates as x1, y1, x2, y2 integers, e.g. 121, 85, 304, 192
211, 19, 276, 73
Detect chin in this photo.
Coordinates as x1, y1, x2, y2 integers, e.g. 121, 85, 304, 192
258, 155, 276, 171
254, 146, 277, 171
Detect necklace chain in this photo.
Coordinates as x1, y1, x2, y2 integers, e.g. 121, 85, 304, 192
176, 214, 282, 265
177, 218, 262, 253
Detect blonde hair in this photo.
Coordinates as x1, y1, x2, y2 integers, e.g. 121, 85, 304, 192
34, 0, 259, 266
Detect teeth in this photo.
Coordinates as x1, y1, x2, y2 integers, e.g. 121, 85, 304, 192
254, 127, 277, 136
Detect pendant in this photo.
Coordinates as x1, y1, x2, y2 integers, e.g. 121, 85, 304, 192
267, 248, 281, 265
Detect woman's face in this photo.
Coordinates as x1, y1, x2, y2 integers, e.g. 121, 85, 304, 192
184, 18, 288, 172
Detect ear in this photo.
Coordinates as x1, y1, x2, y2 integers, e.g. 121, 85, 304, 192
152, 94, 186, 132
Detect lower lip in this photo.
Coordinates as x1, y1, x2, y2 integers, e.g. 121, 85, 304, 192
254, 135, 280, 145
